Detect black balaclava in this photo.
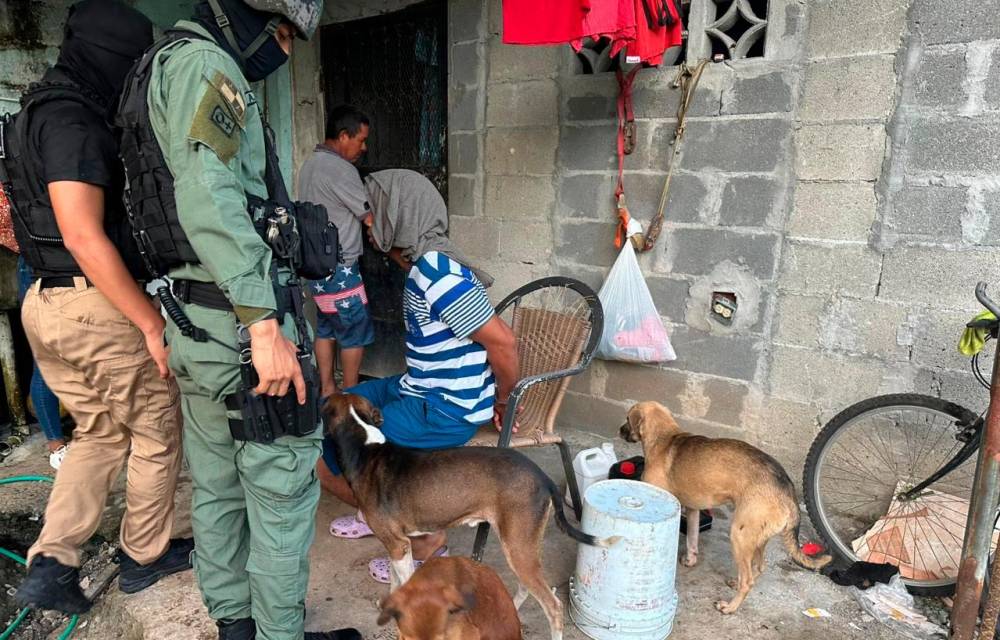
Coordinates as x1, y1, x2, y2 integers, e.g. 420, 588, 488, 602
193, 0, 288, 82
55, 0, 154, 112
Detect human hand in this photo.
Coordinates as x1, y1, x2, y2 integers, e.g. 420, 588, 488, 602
493, 399, 522, 433
248, 319, 306, 404
143, 320, 171, 379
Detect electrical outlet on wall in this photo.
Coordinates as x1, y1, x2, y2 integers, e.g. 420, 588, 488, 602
711, 291, 737, 325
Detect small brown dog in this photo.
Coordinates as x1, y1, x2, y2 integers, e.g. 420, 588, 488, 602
378, 556, 522, 640
620, 401, 831, 614
325, 393, 618, 640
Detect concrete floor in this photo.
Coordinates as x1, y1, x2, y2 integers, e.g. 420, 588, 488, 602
3, 432, 913, 639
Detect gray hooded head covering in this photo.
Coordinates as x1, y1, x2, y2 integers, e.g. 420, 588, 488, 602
364, 169, 494, 287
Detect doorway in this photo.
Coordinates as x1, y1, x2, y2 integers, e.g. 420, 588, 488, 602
320, 0, 448, 377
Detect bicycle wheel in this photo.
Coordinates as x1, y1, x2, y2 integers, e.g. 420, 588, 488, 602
804, 393, 981, 595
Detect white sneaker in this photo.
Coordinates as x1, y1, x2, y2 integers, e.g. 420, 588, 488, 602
49, 444, 68, 470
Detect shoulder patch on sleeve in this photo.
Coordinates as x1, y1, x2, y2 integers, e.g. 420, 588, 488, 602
208, 71, 246, 124
188, 71, 246, 164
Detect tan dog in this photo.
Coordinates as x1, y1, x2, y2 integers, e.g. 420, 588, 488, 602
378, 556, 523, 640
620, 401, 831, 614
325, 394, 618, 640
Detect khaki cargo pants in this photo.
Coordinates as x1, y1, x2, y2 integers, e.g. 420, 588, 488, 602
21, 279, 182, 568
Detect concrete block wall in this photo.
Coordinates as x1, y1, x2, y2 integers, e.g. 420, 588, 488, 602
0, 0, 70, 113
0, 1, 196, 114
447, 0, 560, 298
445, 0, 1000, 473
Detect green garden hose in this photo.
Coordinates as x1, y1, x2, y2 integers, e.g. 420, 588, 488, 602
0, 475, 79, 640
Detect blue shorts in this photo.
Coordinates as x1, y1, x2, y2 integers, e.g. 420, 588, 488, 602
309, 262, 375, 349
321, 375, 478, 475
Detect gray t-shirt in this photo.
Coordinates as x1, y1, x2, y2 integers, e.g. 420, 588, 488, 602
297, 145, 369, 265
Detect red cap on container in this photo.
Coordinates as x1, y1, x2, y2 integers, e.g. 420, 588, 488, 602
620, 461, 636, 476
801, 542, 823, 556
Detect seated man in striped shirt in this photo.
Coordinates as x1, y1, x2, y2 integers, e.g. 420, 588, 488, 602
319, 169, 519, 583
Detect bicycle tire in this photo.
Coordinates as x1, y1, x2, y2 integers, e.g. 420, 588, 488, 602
803, 393, 980, 596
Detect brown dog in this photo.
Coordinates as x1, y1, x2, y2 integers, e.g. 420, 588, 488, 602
620, 401, 831, 614
325, 393, 618, 640
378, 556, 523, 640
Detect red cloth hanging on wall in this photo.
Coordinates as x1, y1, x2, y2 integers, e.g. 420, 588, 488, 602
502, 0, 635, 49
502, 0, 591, 45
502, 0, 682, 66
625, 0, 683, 65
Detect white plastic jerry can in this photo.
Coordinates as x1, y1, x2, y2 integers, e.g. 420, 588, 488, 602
565, 442, 618, 508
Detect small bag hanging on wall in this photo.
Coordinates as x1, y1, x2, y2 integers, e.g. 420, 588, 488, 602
596, 220, 677, 363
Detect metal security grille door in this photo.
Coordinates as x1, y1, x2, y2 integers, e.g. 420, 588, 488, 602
321, 1, 448, 192
319, 0, 448, 377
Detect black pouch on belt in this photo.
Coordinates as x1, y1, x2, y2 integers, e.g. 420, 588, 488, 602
293, 200, 339, 280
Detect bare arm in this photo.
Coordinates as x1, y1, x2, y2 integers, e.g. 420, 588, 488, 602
470, 315, 520, 431
48, 181, 170, 378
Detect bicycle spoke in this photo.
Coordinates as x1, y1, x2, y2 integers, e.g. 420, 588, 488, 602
907, 409, 941, 476
896, 413, 918, 480
916, 420, 961, 483
912, 505, 956, 580
861, 425, 903, 476
820, 487, 887, 503
823, 460, 896, 491
871, 425, 902, 477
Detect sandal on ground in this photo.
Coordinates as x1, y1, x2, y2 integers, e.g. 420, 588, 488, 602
330, 511, 374, 539
368, 546, 449, 584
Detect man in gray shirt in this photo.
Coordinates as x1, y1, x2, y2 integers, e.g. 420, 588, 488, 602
298, 105, 375, 400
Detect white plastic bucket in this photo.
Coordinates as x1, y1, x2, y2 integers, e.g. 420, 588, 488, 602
569, 479, 681, 640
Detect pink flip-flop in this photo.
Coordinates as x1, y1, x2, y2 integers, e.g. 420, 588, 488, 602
368, 546, 449, 584
330, 511, 374, 539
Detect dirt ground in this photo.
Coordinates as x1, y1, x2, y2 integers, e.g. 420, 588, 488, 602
2, 431, 939, 640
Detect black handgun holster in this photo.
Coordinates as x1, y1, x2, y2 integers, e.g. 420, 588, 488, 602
225, 356, 320, 445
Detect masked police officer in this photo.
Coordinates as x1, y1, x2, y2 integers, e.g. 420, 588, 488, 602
6, 0, 192, 615
121, 1, 359, 638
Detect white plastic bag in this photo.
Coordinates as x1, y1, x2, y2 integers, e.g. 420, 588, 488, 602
850, 575, 946, 639
596, 239, 676, 363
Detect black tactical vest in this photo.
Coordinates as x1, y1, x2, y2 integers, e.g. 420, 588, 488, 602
117, 30, 203, 278
0, 81, 146, 278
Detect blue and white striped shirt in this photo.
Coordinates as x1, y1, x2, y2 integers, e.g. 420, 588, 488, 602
399, 252, 496, 425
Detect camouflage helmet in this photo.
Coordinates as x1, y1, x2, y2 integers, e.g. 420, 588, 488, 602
243, 0, 323, 40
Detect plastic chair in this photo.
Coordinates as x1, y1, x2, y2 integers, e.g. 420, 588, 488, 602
468, 276, 604, 561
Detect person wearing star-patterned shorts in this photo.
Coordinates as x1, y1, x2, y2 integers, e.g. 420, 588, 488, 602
310, 261, 375, 392
297, 105, 374, 398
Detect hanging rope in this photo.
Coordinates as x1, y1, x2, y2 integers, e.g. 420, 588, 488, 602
641, 58, 710, 251
613, 59, 711, 252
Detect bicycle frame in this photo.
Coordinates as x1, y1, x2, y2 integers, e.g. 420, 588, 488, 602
898, 418, 983, 501
952, 282, 1000, 640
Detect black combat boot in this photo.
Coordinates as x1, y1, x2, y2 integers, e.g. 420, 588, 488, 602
118, 537, 195, 594
14, 555, 92, 614
305, 630, 363, 640
218, 618, 256, 640
218, 618, 361, 640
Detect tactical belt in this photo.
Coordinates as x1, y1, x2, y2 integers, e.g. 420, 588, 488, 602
38, 276, 91, 289
172, 279, 232, 311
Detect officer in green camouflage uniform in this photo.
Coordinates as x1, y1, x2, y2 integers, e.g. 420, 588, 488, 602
144, 1, 359, 638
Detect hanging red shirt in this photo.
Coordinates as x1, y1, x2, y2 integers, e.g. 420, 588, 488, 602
503, 0, 636, 49
502, 0, 590, 45
624, 0, 683, 65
